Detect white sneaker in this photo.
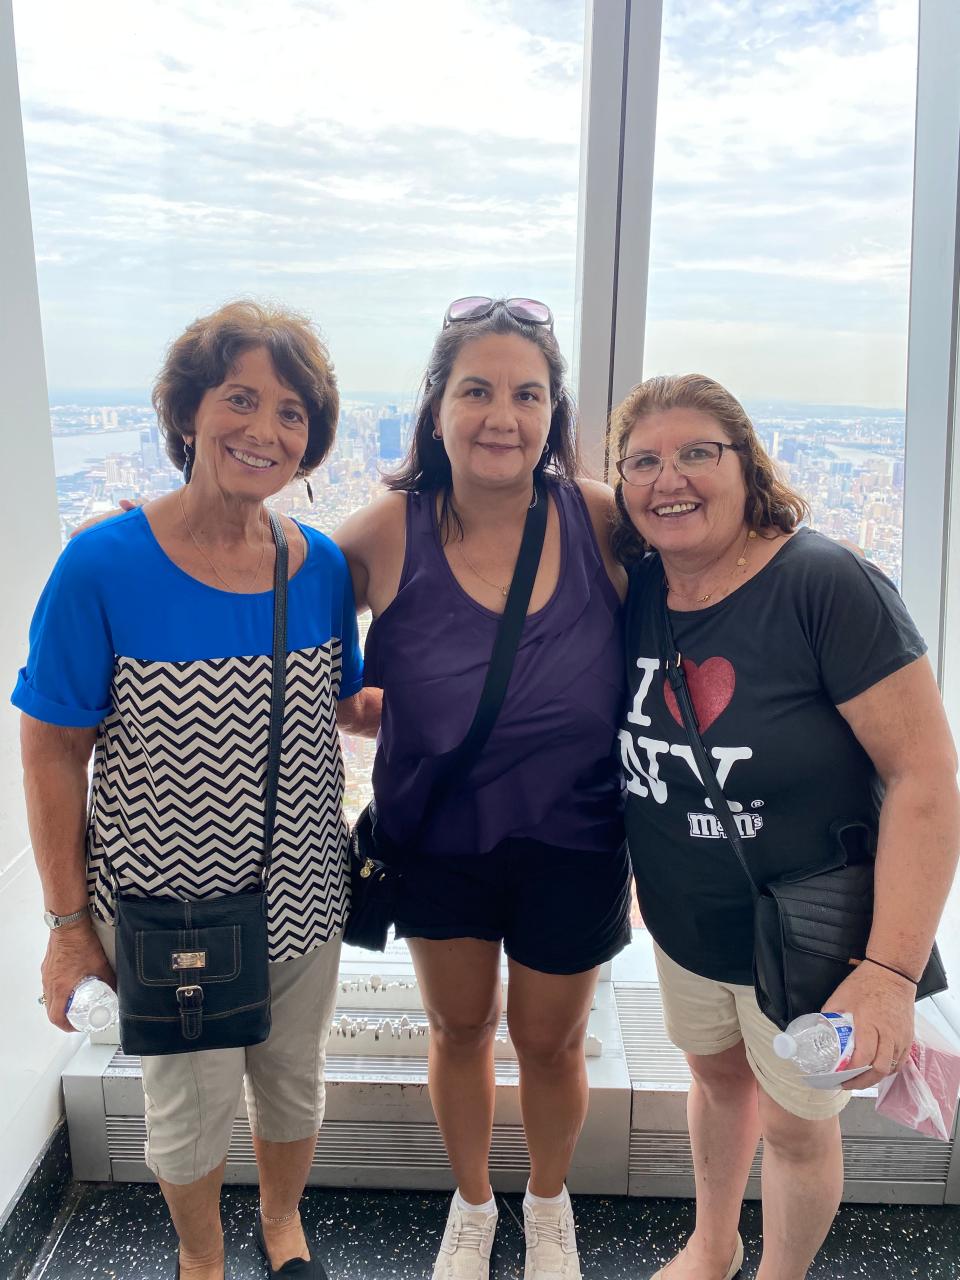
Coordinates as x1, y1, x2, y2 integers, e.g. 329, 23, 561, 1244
523, 1187, 581, 1279
431, 1194, 498, 1280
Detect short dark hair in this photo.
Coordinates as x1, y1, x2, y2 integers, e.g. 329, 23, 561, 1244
610, 373, 810, 564
385, 301, 581, 519
153, 300, 340, 476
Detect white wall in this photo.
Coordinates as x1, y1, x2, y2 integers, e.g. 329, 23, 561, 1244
0, 0, 86, 1220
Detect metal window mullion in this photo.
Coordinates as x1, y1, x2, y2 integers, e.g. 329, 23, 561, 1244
574, 0, 663, 483
900, 0, 960, 682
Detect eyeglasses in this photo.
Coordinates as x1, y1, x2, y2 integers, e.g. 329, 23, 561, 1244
443, 296, 554, 330
616, 440, 743, 486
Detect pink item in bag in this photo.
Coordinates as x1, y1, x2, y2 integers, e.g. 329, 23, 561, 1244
875, 1014, 960, 1142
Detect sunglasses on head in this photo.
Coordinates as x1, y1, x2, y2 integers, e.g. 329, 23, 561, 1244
443, 296, 554, 331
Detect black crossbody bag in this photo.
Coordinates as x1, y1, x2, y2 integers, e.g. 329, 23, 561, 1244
111, 512, 289, 1056
344, 480, 549, 951
657, 586, 947, 1031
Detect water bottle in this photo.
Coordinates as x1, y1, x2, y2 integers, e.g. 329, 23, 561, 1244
65, 976, 119, 1032
772, 1012, 855, 1074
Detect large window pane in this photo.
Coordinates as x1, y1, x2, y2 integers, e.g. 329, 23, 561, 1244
612, 1, 920, 972
644, 0, 917, 587
15, 0, 586, 819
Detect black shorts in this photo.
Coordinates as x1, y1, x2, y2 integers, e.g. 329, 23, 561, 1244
391, 837, 633, 976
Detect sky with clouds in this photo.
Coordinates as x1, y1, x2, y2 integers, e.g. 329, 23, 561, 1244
13, 0, 918, 409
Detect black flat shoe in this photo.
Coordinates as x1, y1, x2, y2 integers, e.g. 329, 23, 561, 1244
254, 1214, 328, 1279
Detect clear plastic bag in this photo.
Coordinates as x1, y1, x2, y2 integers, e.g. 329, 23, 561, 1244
874, 1013, 960, 1142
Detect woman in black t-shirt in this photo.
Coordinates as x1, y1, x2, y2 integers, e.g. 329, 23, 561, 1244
613, 374, 959, 1280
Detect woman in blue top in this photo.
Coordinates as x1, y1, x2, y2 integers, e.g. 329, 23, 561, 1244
14, 302, 377, 1280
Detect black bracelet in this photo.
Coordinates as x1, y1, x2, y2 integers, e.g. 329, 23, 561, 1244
864, 956, 919, 986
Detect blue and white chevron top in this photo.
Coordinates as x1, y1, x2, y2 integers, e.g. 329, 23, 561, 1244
12, 508, 363, 962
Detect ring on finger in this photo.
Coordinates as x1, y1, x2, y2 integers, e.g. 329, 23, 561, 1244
37, 994, 47, 1007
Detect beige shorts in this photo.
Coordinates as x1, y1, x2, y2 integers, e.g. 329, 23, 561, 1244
653, 941, 850, 1121
95, 920, 342, 1184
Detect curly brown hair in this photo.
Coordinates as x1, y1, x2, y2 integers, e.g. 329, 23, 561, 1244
152, 300, 340, 476
610, 373, 810, 565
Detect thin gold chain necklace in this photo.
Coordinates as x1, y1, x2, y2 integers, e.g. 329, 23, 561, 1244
457, 542, 511, 597
455, 481, 537, 596
455, 485, 538, 598
666, 529, 757, 605
177, 489, 267, 593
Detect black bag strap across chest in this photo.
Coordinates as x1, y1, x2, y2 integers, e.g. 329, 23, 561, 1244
411, 477, 549, 828
656, 583, 761, 899
261, 511, 288, 889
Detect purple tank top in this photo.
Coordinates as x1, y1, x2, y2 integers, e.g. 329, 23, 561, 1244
364, 477, 625, 856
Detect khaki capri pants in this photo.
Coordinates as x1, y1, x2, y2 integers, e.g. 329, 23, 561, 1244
653, 941, 850, 1121
95, 920, 342, 1185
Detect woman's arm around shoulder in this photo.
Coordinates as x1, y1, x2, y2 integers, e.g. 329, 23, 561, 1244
576, 478, 628, 602
333, 490, 408, 616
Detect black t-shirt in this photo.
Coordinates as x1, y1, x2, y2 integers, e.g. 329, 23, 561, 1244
621, 528, 926, 984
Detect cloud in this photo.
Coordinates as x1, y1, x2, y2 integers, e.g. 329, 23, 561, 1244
13, 0, 917, 405
644, 0, 916, 402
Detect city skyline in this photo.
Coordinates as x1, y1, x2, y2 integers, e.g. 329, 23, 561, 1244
48, 391, 908, 912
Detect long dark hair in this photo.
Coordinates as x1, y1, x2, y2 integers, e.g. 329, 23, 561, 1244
386, 302, 580, 537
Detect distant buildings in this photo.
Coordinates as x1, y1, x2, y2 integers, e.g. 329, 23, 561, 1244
378, 407, 404, 461
48, 398, 909, 820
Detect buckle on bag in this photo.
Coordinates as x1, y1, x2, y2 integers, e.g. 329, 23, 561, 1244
176, 984, 204, 1039
359, 858, 376, 880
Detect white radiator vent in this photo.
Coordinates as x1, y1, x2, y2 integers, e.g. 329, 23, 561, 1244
108, 1048, 521, 1085
614, 984, 691, 1084
107, 1117, 532, 1173
629, 1130, 952, 1184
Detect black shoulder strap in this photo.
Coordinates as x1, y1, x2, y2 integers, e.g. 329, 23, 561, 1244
261, 512, 288, 887
657, 582, 761, 899
427, 478, 549, 809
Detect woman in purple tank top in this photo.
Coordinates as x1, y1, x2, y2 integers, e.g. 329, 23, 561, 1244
337, 298, 632, 1280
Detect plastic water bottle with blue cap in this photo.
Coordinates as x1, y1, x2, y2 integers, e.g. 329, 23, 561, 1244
65, 976, 119, 1033
773, 1012, 869, 1089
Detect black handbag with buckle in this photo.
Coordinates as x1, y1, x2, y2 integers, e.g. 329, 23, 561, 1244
344, 478, 549, 951
111, 512, 289, 1056
657, 586, 947, 1031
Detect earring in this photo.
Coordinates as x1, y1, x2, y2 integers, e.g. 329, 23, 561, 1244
182, 441, 195, 484
432, 427, 442, 441
305, 477, 314, 504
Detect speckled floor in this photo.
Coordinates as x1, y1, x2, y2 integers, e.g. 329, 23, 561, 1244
22, 1183, 960, 1279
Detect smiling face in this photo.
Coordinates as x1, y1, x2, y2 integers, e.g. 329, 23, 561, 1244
620, 407, 749, 562
185, 346, 309, 500
433, 333, 552, 490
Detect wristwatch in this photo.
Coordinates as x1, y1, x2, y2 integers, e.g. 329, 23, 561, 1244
43, 907, 89, 930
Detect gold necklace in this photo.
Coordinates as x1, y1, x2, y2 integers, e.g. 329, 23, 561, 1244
666, 529, 757, 605
454, 484, 539, 598
458, 542, 510, 597
178, 490, 267, 593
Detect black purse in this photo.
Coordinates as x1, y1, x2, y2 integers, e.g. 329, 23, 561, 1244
111, 512, 289, 1056
657, 587, 947, 1031
344, 479, 550, 951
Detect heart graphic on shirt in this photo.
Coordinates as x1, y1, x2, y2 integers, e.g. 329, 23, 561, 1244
664, 657, 736, 733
